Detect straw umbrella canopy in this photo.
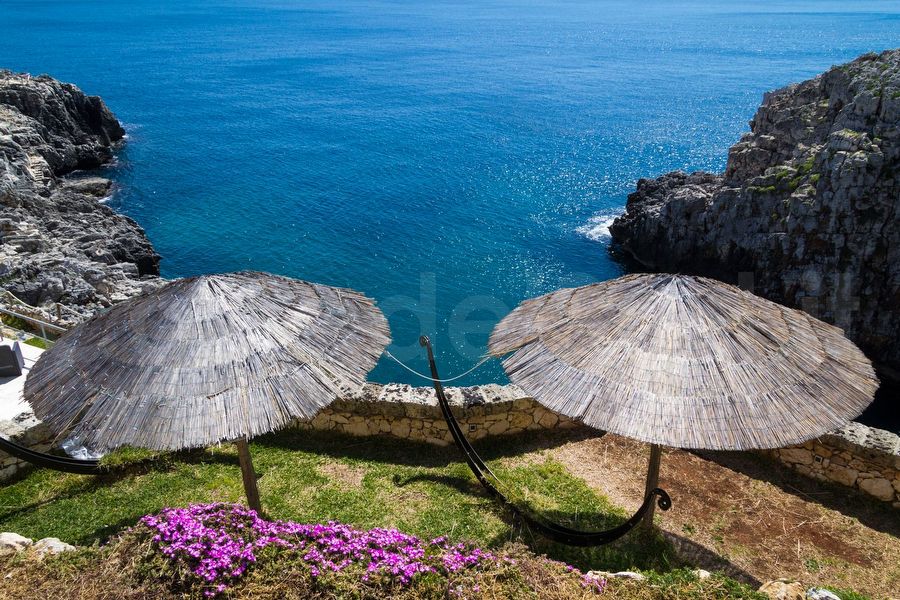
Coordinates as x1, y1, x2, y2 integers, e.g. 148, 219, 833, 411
24, 271, 390, 511
489, 273, 878, 522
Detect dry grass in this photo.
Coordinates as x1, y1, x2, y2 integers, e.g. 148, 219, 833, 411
551, 431, 900, 598
0, 541, 764, 600
317, 461, 366, 489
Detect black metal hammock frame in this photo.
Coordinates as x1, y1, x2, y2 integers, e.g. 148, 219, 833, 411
0, 434, 102, 475
419, 336, 671, 547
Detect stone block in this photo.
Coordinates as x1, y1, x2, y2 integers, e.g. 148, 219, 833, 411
403, 403, 430, 419
538, 410, 559, 429
824, 464, 858, 487
390, 419, 411, 439
778, 448, 814, 465
858, 477, 896, 501
512, 398, 534, 411
509, 412, 533, 429
464, 404, 486, 418
310, 412, 335, 429
487, 420, 509, 435
812, 443, 833, 458
829, 454, 847, 466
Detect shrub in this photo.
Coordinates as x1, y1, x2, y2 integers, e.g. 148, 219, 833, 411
132, 503, 607, 598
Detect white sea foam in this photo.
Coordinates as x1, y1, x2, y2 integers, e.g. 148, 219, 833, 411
576, 210, 622, 242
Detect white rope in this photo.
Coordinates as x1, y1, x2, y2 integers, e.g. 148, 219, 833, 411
384, 350, 493, 383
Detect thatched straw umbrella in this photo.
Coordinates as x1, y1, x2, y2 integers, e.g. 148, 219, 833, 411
25, 271, 390, 512
489, 273, 878, 524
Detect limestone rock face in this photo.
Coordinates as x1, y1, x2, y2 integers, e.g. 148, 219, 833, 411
0, 70, 162, 323
610, 50, 900, 374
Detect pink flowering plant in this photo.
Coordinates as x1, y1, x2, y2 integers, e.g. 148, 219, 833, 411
136, 503, 575, 597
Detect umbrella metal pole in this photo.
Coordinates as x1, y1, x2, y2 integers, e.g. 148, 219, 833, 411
642, 443, 662, 527
236, 437, 262, 514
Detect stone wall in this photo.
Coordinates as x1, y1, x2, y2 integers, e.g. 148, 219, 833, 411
0, 413, 54, 482
4, 380, 897, 510
294, 383, 578, 445
768, 422, 900, 507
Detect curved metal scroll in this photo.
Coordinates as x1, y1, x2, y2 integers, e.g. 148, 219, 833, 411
0, 434, 102, 475
419, 336, 671, 547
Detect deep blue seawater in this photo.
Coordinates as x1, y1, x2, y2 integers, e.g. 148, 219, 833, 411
1, 1, 899, 429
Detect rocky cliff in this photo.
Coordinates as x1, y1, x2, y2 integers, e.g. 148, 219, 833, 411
0, 71, 161, 322
610, 49, 900, 376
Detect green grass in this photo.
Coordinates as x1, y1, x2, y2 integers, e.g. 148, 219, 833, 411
0, 429, 674, 574
0, 314, 29, 331
23, 337, 50, 349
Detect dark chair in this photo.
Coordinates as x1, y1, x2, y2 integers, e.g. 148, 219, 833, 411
0, 342, 25, 377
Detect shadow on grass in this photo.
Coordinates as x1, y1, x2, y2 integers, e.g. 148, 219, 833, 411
253, 426, 598, 468
384, 442, 759, 582
392, 472, 483, 496
698, 449, 900, 538
0, 473, 106, 524
486, 509, 763, 583
395, 469, 680, 573
0, 448, 241, 528
659, 529, 761, 587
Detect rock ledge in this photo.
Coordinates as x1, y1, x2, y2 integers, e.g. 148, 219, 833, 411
610, 50, 900, 374
0, 70, 162, 323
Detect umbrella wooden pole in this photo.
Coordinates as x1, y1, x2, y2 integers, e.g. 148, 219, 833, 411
642, 443, 662, 527
236, 437, 262, 514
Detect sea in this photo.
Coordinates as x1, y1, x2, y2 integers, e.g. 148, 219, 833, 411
1, 0, 898, 430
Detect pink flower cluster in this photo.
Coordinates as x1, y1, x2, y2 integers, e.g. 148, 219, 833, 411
139, 503, 505, 597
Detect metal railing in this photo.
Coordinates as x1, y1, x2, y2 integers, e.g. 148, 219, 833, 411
0, 305, 68, 347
